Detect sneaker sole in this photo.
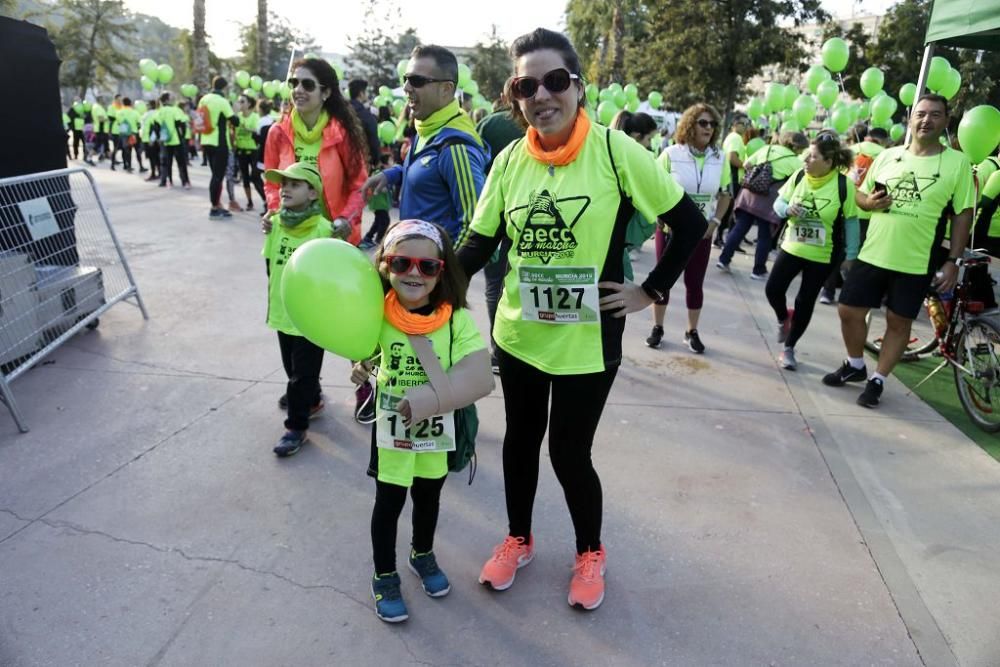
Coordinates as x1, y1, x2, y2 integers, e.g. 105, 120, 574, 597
645, 340, 662, 348
407, 560, 451, 598
370, 586, 408, 623
478, 551, 534, 591
273, 437, 307, 457
684, 338, 704, 354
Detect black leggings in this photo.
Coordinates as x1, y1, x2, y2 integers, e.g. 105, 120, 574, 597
371, 476, 447, 575
498, 348, 618, 554
237, 151, 265, 201
765, 250, 832, 349
277, 330, 324, 431
205, 145, 228, 208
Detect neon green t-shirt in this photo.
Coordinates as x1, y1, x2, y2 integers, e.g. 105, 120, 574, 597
723, 132, 746, 182
140, 110, 156, 142
981, 170, 1000, 237
976, 157, 1000, 202
198, 92, 235, 147
778, 169, 859, 263
261, 215, 332, 335
235, 112, 260, 151
116, 108, 140, 135
156, 105, 188, 146
859, 146, 975, 274
744, 145, 803, 181
294, 134, 322, 167
91, 103, 106, 132
470, 124, 685, 375
374, 308, 485, 487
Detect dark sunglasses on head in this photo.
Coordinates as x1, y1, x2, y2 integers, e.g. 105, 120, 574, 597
510, 68, 580, 100
385, 255, 445, 278
287, 77, 321, 92
696, 119, 719, 128
403, 74, 454, 88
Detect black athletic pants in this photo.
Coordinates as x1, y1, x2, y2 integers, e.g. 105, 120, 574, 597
159, 145, 189, 185
146, 143, 160, 177
277, 330, 324, 432
765, 250, 832, 350
205, 145, 228, 208
362, 210, 391, 245
498, 347, 618, 554
72, 130, 83, 159
371, 476, 447, 575
237, 151, 265, 201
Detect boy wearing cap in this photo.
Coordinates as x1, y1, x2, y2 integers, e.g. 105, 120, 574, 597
261, 161, 341, 457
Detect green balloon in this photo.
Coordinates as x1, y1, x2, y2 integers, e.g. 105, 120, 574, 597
746, 97, 765, 120
181, 83, 198, 98
235, 70, 250, 88
805, 65, 831, 95
458, 64, 472, 88
859, 67, 884, 98
769, 113, 782, 129
609, 82, 623, 95
780, 119, 801, 133
938, 68, 962, 100
816, 80, 839, 108
764, 82, 784, 113
140, 75, 154, 91
859, 99, 871, 119
397, 60, 408, 78
647, 91, 663, 109
262, 81, 276, 98
281, 239, 384, 360
890, 123, 905, 142
156, 63, 173, 84
597, 101, 618, 125
134, 100, 146, 113
899, 83, 917, 107
783, 85, 798, 111
624, 83, 639, 101
378, 120, 397, 145
792, 93, 816, 128
599, 88, 612, 103
821, 38, 849, 73
392, 98, 405, 114
871, 94, 897, 123
585, 83, 599, 103
140, 59, 158, 79
927, 56, 951, 92
73, 102, 84, 114
746, 137, 765, 155
612, 90, 627, 108
957, 105, 1000, 163
830, 107, 851, 134
626, 99, 639, 113
250, 75, 263, 91
279, 82, 291, 100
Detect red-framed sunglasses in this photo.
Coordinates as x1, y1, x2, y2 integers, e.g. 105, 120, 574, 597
384, 255, 445, 278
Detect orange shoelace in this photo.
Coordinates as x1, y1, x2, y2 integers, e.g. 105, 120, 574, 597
524, 108, 590, 167
383, 290, 452, 334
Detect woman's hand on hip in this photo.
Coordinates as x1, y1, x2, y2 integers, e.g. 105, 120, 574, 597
598, 281, 654, 319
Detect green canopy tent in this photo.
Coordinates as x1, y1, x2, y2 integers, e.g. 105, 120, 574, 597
915, 0, 1000, 94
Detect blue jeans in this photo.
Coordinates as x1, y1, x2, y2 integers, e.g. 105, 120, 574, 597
719, 208, 771, 276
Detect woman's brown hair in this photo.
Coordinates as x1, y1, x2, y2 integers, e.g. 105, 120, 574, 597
673, 103, 723, 148
374, 222, 469, 310
812, 133, 855, 172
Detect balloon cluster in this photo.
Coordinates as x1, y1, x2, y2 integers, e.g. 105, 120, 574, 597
138, 58, 173, 91
234, 70, 290, 101
584, 82, 663, 125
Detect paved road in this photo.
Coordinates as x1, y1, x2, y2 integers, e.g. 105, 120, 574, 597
1, 162, 998, 666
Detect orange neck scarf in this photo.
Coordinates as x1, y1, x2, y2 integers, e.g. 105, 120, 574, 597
524, 108, 590, 167
384, 290, 452, 334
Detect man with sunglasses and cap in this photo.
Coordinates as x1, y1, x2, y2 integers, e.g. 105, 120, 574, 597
360, 45, 489, 245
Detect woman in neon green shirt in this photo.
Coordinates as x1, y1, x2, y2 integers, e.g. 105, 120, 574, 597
235, 94, 265, 210
767, 134, 859, 370
457, 28, 706, 611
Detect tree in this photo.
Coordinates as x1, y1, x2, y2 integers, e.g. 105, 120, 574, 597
468, 26, 510, 101
191, 0, 209, 90
256, 0, 268, 75
48, 0, 136, 96
236, 12, 319, 81
624, 0, 827, 115
347, 0, 422, 88
567, 0, 648, 85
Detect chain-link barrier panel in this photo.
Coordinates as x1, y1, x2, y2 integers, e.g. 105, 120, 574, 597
0, 168, 148, 433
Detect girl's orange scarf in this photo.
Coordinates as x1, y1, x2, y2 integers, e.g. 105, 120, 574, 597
384, 291, 452, 334
524, 108, 590, 166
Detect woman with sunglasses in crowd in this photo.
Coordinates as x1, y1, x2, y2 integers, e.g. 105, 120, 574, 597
645, 103, 731, 353
457, 27, 706, 611
263, 58, 369, 245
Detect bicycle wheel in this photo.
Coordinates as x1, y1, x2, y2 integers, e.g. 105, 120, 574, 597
954, 317, 1000, 433
864, 306, 938, 360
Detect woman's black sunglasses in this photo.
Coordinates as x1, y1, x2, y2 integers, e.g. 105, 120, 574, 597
385, 255, 445, 278
696, 119, 719, 128
403, 74, 454, 88
510, 69, 580, 100
287, 77, 322, 93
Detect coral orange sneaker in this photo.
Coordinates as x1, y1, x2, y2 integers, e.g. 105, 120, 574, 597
478, 535, 534, 591
568, 546, 607, 610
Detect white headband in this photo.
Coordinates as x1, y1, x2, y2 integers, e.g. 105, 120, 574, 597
382, 219, 444, 252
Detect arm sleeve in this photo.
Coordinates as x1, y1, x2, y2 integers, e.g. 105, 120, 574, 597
844, 217, 860, 260
334, 140, 370, 229
439, 142, 487, 246
383, 164, 403, 188
773, 196, 790, 219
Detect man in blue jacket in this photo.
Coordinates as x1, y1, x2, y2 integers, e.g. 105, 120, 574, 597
360, 45, 488, 243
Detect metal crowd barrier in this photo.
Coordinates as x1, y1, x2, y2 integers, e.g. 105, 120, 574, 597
0, 167, 148, 433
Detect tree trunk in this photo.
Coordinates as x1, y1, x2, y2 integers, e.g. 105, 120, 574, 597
256, 0, 269, 78
192, 0, 209, 91
609, 2, 625, 85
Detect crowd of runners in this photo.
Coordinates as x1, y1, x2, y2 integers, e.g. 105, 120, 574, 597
62, 27, 1000, 624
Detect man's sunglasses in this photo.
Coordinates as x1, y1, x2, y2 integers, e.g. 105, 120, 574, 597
287, 77, 323, 92
696, 119, 719, 128
510, 69, 580, 100
403, 74, 454, 88
384, 255, 445, 278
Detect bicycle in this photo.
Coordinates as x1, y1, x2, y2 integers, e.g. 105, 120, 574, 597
866, 251, 1000, 432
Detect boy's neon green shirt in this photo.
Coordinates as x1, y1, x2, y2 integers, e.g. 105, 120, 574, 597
778, 169, 859, 263
261, 214, 332, 335
859, 146, 975, 274
374, 308, 485, 487
470, 124, 685, 375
